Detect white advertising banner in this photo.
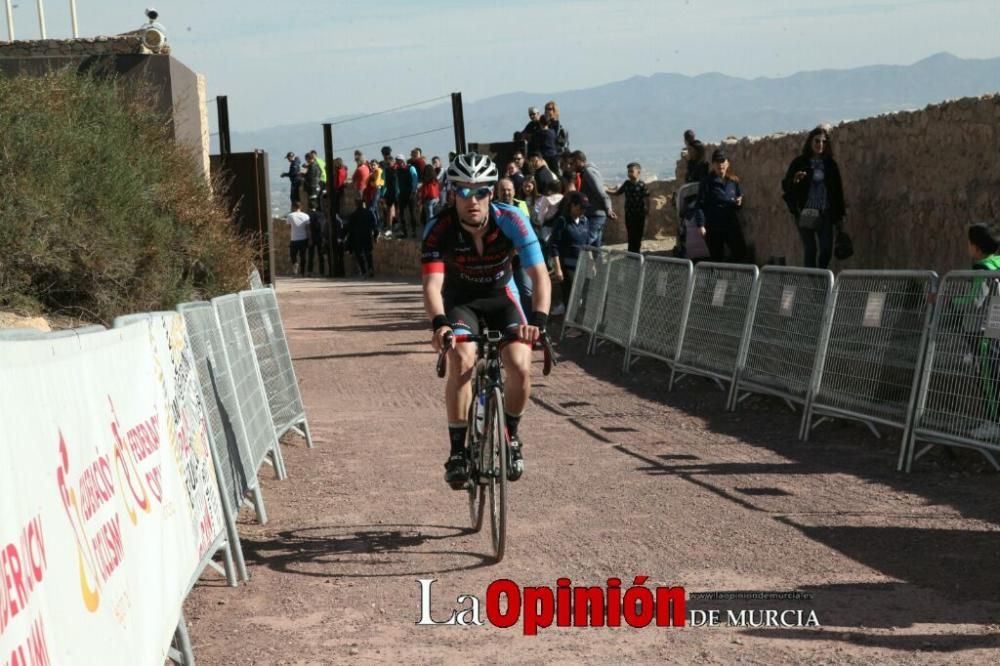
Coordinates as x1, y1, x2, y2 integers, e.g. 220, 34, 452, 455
0, 313, 224, 665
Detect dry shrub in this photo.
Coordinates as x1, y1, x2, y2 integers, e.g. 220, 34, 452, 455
0, 68, 255, 323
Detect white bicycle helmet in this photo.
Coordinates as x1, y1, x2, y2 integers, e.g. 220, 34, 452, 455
446, 152, 498, 186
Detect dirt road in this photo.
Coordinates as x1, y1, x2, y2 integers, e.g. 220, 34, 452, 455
185, 277, 1000, 665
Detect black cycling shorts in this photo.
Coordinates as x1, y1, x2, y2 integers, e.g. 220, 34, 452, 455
445, 286, 526, 335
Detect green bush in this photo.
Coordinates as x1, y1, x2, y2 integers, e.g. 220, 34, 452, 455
0, 69, 255, 323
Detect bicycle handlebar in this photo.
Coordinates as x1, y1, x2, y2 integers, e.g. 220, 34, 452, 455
435, 329, 556, 378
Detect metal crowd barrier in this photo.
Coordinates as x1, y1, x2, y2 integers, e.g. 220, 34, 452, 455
802, 270, 937, 470
561, 247, 608, 344
240, 288, 314, 447
905, 270, 1000, 471
179, 302, 269, 528
213, 294, 288, 480
626, 256, 694, 372
670, 262, 760, 403
112, 312, 244, 588
730, 267, 834, 415
591, 251, 644, 357
249, 267, 265, 290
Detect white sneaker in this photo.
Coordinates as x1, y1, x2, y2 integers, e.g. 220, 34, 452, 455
551, 303, 566, 316
970, 421, 1000, 441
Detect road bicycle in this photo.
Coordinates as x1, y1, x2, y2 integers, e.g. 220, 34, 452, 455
436, 328, 554, 561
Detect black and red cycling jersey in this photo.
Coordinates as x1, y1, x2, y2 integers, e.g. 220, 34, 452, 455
421, 202, 544, 295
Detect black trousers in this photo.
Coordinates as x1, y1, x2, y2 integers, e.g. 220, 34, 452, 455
307, 240, 326, 275
289, 240, 309, 275
705, 222, 746, 263
626, 213, 646, 254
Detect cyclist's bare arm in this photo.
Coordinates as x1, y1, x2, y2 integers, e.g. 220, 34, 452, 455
526, 262, 551, 316
422, 271, 452, 352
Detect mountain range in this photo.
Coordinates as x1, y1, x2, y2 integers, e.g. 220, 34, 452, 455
227, 52, 1000, 211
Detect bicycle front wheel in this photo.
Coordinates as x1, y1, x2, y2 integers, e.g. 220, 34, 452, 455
467, 402, 486, 532
485, 387, 508, 562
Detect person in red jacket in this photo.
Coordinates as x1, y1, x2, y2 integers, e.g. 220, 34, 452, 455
418, 164, 441, 227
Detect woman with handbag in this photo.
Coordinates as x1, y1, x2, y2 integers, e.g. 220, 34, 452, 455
781, 127, 846, 269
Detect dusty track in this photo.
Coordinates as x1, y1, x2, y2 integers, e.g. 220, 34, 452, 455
185, 277, 1000, 665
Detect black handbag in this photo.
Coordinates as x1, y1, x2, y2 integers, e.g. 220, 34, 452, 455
834, 230, 854, 260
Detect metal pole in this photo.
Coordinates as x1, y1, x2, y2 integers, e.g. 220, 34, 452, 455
35, 0, 46, 38
5, 0, 15, 41
216, 96, 231, 156
450, 92, 467, 154
69, 0, 78, 37
323, 123, 345, 277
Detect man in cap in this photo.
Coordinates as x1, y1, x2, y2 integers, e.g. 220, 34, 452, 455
280, 151, 303, 208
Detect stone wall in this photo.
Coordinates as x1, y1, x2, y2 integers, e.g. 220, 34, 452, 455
272, 216, 423, 278
0, 35, 167, 57
680, 94, 1000, 272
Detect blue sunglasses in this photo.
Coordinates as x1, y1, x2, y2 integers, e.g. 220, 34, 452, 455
454, 186, 493, 201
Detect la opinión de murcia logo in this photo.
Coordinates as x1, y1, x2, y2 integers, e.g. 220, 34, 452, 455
416, 578, 820, 634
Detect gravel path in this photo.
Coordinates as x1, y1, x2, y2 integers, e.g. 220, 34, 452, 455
184, 276, 1000, 665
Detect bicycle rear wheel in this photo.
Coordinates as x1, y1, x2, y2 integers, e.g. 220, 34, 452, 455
485, 387, 508, 562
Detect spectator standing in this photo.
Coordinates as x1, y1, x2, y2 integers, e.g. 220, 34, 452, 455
548, 192, 592, 308
394, 155, 419, 238
410, 147, 427, 175
280, 152, 303, 208
535, 180, 565, 230
352, 151, 371, 194
517, 106, 541, 148
380, 146, 397, 233
533, 115, 560, 175
692, 149, 746, 263
571, 150, 616, 247
521, 176, 540, 227
341, 193, 379, 278
528, 152, 557, 195
683, 130, 709, 184
418, 164, 441, 226
781, 126, 846, 269
306, 205, 327, 276
544, 100, 570, 163
304, 152, 322, 211
608, 162, 650, 254
507, 151, 526, 198
959, 224, 1000, 438
286, 201, 311, 276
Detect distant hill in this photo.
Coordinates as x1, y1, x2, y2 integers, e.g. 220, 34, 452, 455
230, 52, 1000, 212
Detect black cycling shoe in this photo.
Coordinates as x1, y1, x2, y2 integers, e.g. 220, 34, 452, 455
444, 453, 469, 490
507, 437, 524, 481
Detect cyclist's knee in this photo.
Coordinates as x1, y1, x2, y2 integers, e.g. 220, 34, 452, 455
448, 344, 476, 377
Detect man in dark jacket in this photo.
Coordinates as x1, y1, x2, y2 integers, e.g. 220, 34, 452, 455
571, 150, 616, 247
281, 152, 302, 208
341, 193, 379, 277
304, 152, 322, 212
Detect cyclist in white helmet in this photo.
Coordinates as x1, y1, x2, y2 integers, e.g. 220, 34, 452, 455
422, 153, 551, 488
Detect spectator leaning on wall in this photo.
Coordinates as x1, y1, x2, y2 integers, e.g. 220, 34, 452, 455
781, 126, 846, 269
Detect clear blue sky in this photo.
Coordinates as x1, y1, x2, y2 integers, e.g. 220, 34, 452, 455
5, 0, 999, 132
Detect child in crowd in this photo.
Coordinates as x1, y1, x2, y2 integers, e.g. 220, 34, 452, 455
608, 162, 650, 254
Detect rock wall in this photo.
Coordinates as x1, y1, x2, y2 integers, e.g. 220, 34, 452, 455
0, 35, 166, 57
679, 94, 1000, 272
